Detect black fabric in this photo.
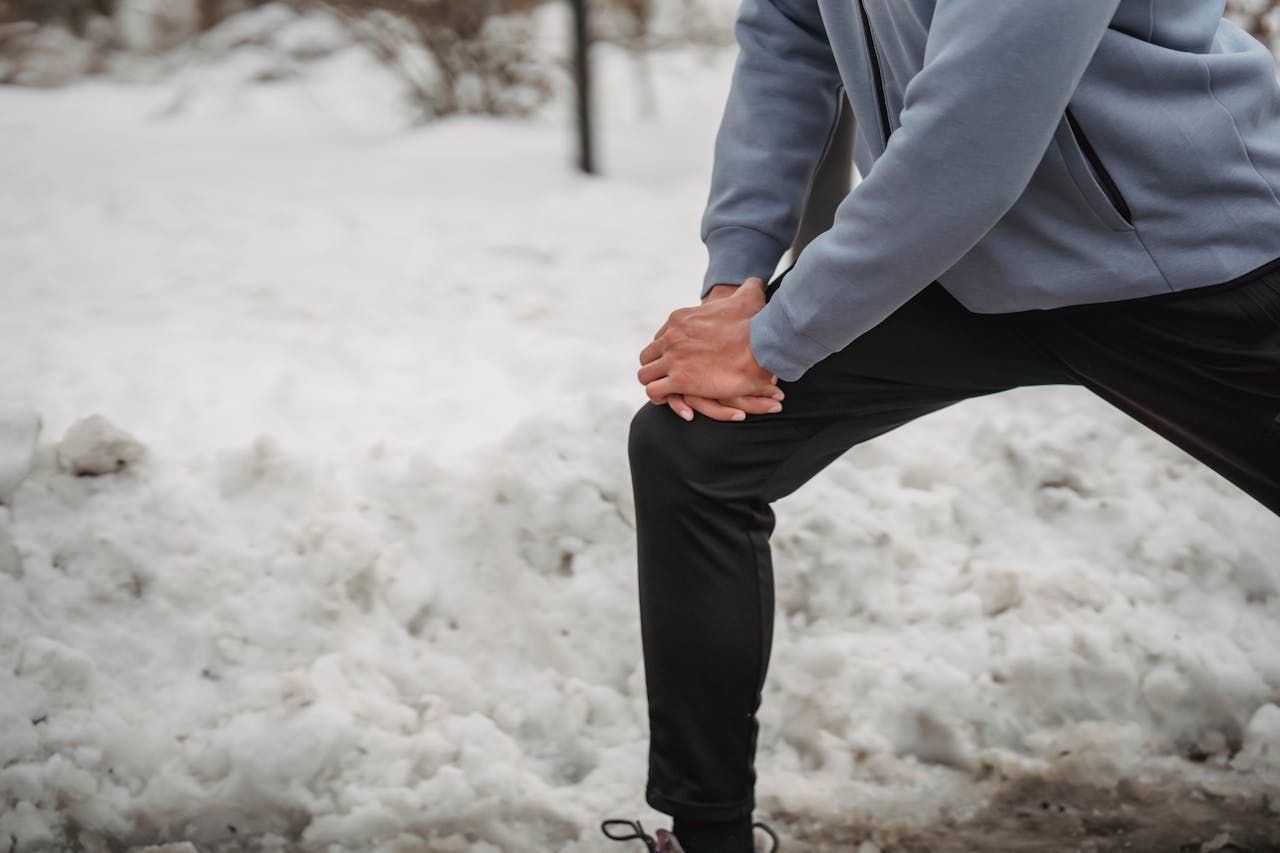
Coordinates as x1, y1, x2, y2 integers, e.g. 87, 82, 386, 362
671, 814, 754, 853
628, 265, 1280, 821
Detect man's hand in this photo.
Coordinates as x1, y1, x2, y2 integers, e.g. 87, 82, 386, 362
638, 277, 784, 421
660, 282, 785, 422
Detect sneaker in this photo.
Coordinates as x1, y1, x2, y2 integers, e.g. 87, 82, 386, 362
600, 818, 781, 853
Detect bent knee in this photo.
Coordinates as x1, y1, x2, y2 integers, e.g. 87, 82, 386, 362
627, 402, 685, 472
627, 401, 751, 494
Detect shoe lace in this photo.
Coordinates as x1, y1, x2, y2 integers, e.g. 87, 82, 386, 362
752, 821, 781, 851
601, 818, 781, 852
600, 819, 660, 851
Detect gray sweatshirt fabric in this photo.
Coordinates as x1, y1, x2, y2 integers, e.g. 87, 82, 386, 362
702, 0, 1280, 381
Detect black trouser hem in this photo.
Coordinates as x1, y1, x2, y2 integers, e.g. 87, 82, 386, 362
646, 785, 755, 822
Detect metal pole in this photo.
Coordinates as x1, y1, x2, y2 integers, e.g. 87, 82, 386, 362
571, 0, 596, 174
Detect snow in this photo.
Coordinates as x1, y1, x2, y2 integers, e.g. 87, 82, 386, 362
53, 415, 147, 476
1, 11, 1279, 851
0, 411, 40, 501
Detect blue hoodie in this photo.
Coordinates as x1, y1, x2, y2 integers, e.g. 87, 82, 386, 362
702, 0, 1280, 380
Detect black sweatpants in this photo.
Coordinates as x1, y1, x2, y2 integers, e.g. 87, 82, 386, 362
626, 262, 1280, 822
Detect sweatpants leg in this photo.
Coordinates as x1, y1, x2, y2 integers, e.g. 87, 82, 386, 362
626, 282, 1070, 821
1027, 269, 1280, 514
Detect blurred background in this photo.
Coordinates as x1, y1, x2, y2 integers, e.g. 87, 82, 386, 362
3, 0, 1280, 91
2, 2, 1280, 852
2, 0, 1278, 98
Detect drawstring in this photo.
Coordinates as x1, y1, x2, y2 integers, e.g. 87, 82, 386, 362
601, 819, 659, 852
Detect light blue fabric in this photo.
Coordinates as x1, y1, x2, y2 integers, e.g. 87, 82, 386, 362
701, 0, 1280, 380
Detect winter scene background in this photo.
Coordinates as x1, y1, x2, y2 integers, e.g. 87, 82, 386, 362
3, 0, 1280, 850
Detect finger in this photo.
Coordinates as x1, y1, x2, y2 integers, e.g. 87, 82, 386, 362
736, 384, 784, 401
637, 356, 670, 386
752, 377, 783, 397
686, 395, 747, 422
666, 394, 694, 422
645, 375, 680, 403
719, 395, 784, 415
639, 336, 665, 366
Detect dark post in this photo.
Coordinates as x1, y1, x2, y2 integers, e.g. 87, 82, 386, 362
571, 0, 596, 174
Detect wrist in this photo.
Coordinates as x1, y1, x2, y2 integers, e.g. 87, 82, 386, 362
702, 283, 740, 302
749, 300, 831, 382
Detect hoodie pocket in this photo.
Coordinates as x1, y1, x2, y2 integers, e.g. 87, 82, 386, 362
1055, 108, 1135, 232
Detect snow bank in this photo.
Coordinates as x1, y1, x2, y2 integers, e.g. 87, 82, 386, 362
1238, 703, 1280, 773
114, 0, 200, 55
0, 400, 641, 851
1, 391, 1277, 850
55, 415, 147, 476
145, 3, 413, 132
0, 410, 41, 502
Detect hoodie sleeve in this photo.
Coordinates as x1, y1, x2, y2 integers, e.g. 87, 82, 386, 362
699, 0, 845, 300
748, 0, 1122, 381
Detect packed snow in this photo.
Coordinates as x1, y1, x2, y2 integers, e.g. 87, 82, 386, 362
1, 6, 1279, 851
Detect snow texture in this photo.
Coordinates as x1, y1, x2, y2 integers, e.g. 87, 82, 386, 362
0, 410, 41, 503
0, 11, 1278, 851
54, 415, 147, 476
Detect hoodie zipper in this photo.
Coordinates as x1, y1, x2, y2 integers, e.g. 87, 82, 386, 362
857, 0, 892, 146
1064, 106, 1132, 225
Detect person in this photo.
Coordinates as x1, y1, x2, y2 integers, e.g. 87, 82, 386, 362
603, 1, 1280, 851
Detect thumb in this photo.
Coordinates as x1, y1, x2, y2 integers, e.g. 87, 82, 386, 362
735, 276, 766, 297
